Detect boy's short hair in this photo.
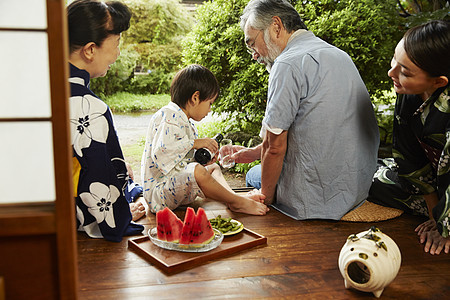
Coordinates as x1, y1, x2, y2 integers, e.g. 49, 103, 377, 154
170, 64, 219, 108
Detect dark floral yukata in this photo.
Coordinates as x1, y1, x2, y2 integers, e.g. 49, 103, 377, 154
369, 86, 450, 238
69, 64, 143, 242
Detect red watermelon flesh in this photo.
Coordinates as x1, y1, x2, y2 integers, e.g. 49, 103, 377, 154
190, 207, 215, 244
179, 207, 196, 244
156, 207, 183, 243
156, 208, 168, 240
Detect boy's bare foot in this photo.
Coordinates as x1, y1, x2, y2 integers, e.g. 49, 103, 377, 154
228, 197, 269, 215
130, 202, 146, 221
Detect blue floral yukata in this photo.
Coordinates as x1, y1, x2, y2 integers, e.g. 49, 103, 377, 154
69, 64, 143, 242
369, 87, 450, 238
141, 102, 205, 213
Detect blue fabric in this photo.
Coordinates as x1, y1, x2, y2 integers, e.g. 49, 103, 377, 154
70, 64, 144, 242
263, 31, 379, 220
246, 164, 261, 190
124, 179, 143, 203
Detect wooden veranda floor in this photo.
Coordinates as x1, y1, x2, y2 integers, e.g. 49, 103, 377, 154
77, 197, 450, 299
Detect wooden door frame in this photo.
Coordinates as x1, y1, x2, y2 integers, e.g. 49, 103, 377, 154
0, 0, 78, 299
47, 0, 79, 297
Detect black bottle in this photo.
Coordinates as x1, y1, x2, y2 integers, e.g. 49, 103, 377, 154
194, 133, 223, 165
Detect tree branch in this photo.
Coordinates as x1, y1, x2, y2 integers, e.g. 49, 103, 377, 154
396, 0, 411, 17
412, 0, 422, 12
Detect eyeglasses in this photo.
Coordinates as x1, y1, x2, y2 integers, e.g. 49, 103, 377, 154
246, 31, 261, 55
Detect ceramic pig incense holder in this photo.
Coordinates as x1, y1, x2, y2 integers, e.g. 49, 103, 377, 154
338, 226, 401, 298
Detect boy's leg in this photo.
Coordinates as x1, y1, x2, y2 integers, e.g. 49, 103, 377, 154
194, 164, 268, 215
206, 163, 232, 192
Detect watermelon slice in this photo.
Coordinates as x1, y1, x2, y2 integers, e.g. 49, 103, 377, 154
156, 207, 216, 245
179, 207, 196, 244
190, 207, 215, 244
156, 207, 183, 243
156, 207, 168, 240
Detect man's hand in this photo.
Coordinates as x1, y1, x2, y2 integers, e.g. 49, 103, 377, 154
231, 144, 262, 163
246, 188, 266, 203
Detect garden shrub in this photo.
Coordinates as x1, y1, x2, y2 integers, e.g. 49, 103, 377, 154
91, 0, 193, 96
183, 0, 268, 135
90, 44, 139, 97
295, 0, 404, 97
123, 0, 193, 74
128, 70, 173, 94
182, 0, 404, 136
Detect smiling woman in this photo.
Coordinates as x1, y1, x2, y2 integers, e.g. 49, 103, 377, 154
67, 0, 146, 242
368, 20, 450, 255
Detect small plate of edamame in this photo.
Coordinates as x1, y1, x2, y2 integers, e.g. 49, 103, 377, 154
209, 215, 244, 236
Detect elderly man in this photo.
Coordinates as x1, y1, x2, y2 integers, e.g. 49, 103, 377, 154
233, 0, 380, 220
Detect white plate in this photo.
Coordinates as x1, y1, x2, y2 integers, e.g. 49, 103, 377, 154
148, 228, 223, 253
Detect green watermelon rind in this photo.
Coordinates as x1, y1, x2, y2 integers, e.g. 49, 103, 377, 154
149, 228, 223, 252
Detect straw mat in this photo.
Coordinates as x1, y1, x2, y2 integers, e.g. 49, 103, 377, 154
341, 200, 403, 222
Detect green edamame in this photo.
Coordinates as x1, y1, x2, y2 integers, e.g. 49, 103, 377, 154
209, 215, 242, 234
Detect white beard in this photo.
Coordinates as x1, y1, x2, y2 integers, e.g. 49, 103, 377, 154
259, 31, 282, 73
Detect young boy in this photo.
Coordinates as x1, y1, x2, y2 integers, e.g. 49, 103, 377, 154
141, 64, 269, 215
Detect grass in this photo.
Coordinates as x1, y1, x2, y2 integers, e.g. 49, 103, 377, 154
104, 92, 170, 113
122, 138, 146, 182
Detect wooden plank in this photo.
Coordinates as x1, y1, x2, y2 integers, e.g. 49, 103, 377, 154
78, 271, 450, 299
0, 277, 4, 300
0, 235, 59, 299
77, 207, 450, 298
0, 203, 55, 236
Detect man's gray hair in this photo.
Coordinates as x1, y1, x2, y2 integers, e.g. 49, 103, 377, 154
240, 0, 307, 32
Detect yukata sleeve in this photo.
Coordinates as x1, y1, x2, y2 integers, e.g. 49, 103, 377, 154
433, 120, 450, 238
70, 94, 143, 242
151, 118, 194, 175
393, 95, 436, 195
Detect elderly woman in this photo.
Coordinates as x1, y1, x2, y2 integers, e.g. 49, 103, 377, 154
67, 0, 145, 242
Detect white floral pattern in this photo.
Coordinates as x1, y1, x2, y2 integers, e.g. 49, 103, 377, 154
80, 182, 119, 228
70, 94, 109, 157
443, 216, 449, 232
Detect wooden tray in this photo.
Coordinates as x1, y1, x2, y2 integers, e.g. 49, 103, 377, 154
128, 228, 267, 274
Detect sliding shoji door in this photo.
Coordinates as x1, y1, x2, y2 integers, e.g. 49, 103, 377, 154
0, 0, 78, 299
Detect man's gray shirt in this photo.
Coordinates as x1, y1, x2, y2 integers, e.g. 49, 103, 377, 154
263, 31, 380, 220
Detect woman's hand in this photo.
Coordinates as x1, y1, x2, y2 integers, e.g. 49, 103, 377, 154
415, 219, 449, 254
421, 228, 450, 255
126, 162, 134, 181
415, 219, 437, 236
